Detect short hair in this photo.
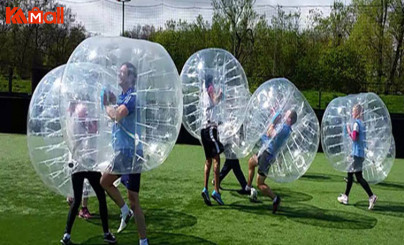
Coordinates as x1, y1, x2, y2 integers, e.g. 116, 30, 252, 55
288, 110, 297, 125
121, 62, 137, 85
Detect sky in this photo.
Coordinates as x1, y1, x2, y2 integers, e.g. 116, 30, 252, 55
59, 0, 353, 36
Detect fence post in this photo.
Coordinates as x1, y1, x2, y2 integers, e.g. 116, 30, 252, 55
8, 67, 13, 94
319, 90, 322, 109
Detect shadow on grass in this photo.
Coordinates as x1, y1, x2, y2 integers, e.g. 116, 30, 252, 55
300, 173, 345, 183
372, 181, 404, 191
354, 201, 404, 218
86, 209, 197, 231
228, 187, 313, 202
279, 203, 377, 229
81, 231, 216, 245
227, 201, 377, 230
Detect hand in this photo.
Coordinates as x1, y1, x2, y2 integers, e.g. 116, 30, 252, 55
267, 124, 274, 136
103, 91, 116, 105
218, 88, 223, 99
346, 124, 351, 134
108, 91, 116, 104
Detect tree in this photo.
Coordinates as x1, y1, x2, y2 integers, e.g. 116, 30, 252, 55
387, 0, 404, 91
0, 0, 86, 79
212, 0, 257, 62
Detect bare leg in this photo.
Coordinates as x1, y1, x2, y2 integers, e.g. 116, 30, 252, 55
204, 158, 213, 189
100, 173, 125, 208
256, 174, 276, 199
81, 197, 88, 208
213, 155, 221, 193
128, 190, 146, 239
247, 155, 258, 187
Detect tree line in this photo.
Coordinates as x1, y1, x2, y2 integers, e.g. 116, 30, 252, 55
1, 0, 403, 95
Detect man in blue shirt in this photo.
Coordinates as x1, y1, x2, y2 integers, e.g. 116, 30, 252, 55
246, 109, 297, 214
100, 62, 148, 245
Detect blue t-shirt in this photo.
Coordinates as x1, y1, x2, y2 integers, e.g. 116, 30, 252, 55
351, 119, 366, 158
112, 87, 142, 152
261, 124, 292, 156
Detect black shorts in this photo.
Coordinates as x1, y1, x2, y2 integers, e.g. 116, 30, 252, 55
257, 151, 275, 177
120, 173, 141, 193
109, 149, 143, 173
201, 126, 224, 159
350, 156, 364, 172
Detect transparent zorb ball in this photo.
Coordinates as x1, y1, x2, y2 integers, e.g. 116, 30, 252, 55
60, 36, 183, 174
321, 93, 393, 175
244, 78, 320, 182
181, 48, 250, 141
27, 65, 96, 197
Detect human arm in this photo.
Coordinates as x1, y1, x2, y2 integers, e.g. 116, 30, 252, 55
105, 105, 129, 122
208, 86, 223, 105
349, 122, 359, 141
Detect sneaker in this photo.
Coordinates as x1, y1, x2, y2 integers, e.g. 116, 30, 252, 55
60, 234, 71, 245
368, 195, 378, 210
79, 207, 92, 219
249, 188, 258, 202
337, 194, 349, 205
104, 232, 117, 244
272, 195, 281, 214
201, 188, 212, 206
117, 209, 133, 233
211, 190, 224, 205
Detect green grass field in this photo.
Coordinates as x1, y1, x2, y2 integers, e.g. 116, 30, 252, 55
0, 77, 31, 94
1, 133, 404, 244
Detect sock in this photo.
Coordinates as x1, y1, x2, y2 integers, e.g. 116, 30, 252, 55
245, 185, 252, 191
203, 187, 207, 192
273, 196, 278, 203
139, 238, 148, 245
121, 204, 129, 216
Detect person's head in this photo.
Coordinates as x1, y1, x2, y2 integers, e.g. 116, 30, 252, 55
119, 62, 137, 87
75, 103, 88, 119
285, 109, 297, 126
352, 104, 363, 119
205, 73, 214, 90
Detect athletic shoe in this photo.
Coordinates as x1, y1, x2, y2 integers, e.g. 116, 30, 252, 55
104, 232, 117, 244
272, 195, 281, 214
249, 188, 258, 202
117, 209, 133, 233
368, 195, 378, 210
60, 234, 71, 245
337, 194, 349, 205
211, 190, 224, 205
79, 207, 92, 219
201, 188, 212, 206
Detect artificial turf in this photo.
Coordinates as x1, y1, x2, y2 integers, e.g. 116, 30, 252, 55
0, 133, 403, 244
